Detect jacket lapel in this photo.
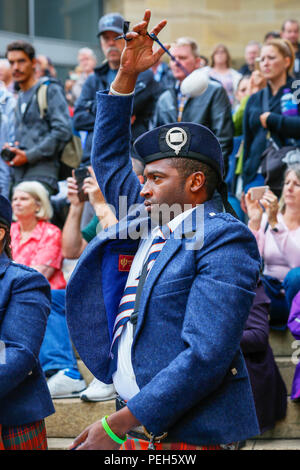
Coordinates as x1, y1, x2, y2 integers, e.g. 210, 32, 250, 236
131, 201, 220, 341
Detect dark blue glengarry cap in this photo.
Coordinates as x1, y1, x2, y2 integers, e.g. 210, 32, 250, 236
97, 13, 124, 37
0, 195, 12, 227
133, 122, 225, 180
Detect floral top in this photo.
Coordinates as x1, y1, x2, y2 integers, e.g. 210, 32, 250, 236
10, 220, 66, 290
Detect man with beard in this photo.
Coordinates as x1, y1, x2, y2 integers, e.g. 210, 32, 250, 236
73, 12, 159, 167
67, 11, 261, 450
4, 41, 72, 196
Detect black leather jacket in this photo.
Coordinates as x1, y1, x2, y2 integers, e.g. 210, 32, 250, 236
152, 79, 234, 174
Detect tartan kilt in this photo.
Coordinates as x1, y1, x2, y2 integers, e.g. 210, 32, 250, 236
121, 437, 227, 451
0, 420, 47, 450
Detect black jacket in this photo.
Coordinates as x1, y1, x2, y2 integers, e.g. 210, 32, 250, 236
73, 62, 160, 165
152, 79, 234, 175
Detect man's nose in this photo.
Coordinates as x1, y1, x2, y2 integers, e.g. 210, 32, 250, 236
140, 181, 152, 198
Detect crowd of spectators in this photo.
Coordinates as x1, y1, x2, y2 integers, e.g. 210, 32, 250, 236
1, 12, 300, 447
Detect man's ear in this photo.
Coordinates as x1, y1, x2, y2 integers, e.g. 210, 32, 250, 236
189, 171, 206, 193
194, 56, 201, 69
0, 227, 6, 242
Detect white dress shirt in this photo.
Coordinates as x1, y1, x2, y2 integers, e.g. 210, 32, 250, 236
112, 207, 195, 401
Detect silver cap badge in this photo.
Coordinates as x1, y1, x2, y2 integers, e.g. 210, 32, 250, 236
165, 127, 188, 155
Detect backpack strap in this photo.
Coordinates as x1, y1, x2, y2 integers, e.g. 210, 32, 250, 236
36, 83, 48, 119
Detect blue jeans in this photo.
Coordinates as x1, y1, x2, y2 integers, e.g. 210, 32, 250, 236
39, 289, 79, 374
262, 267, 300, 327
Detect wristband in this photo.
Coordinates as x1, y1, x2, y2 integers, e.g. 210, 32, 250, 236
101, 415, 127, 444
109, 84, 135, 96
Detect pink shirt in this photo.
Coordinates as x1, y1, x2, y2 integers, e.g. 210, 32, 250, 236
250, 213, 300, 282
10, 220, 66, 290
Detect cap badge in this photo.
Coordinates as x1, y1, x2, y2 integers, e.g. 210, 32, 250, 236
165, 127, 188, 155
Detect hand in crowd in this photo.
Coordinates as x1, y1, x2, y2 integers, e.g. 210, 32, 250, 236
66, 172, 83, 207
2, 141, 28, 167
259, 111, 271, 129
82, 167, 106, 209
247, 70, 267, 95
245, 189, 279, 231
67, 167, 106, 211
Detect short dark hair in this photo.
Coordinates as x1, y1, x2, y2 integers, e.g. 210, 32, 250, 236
0, 222, 12, 259
131, 157, 145, 177
6, 41, 35, 61
167, 158, 219, 200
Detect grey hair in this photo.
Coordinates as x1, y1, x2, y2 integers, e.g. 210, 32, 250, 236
13, 181, 53, 221
172, 37, 200, 58
246, 40, 261, 49
78, 47, 97, 60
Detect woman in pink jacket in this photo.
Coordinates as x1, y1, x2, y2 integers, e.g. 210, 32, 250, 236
245, 164, 300, 329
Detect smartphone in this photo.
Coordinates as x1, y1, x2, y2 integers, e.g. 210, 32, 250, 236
254, 57, 261, 71
250, 185, 269, 201
74, 167, 90, 202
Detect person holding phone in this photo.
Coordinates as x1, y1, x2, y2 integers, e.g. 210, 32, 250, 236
242, 38, 300, 192
245, 164, 300, 329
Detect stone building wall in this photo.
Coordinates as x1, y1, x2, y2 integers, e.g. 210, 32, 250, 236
104, 0, 300, 66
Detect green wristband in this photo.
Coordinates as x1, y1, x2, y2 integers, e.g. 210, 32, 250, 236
101, 415, 127, 445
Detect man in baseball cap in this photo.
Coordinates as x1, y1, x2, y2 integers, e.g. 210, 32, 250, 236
97, 12, 124, 37
73, 12, 159, 167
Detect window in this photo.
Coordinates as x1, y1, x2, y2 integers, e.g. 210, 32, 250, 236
35, 0, 103, 43
0, 0, 29, 35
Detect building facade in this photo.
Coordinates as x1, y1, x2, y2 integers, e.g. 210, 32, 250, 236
0, 0, 103, 80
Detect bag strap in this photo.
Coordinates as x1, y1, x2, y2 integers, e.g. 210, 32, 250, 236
262, 87, 269, 113
36, 83, 48, 119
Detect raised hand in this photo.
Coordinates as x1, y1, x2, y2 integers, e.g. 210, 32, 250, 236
120, 10, 168, 75
111, 10, 169, 94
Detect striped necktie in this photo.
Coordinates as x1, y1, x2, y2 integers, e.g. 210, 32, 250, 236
109, 226, 171, 367
177, 92, 188, 122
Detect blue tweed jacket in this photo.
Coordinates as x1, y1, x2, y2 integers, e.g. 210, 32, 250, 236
66, 92, 261, 445
0, 253, 55, 426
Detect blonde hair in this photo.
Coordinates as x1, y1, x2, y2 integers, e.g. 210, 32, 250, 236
263, 38, 295, 75
13, 181, 53, 221
279, 165, 300, 213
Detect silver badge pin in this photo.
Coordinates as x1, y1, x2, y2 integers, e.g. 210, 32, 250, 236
165, 127, 188, 155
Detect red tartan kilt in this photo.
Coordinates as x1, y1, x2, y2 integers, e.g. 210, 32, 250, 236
0, 420, 47, 450
121, 437, 224, 451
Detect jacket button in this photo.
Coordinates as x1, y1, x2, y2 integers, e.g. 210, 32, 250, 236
209, 212, 216, 216
28, 371, 33, 375
231, 368, 237, 376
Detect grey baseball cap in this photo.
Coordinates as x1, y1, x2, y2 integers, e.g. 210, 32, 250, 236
97, 13, 124, 37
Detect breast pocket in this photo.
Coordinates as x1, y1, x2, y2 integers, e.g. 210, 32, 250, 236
152, 275, 193, 298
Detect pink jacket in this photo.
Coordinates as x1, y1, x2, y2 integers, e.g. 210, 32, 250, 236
250, 213, 300, 282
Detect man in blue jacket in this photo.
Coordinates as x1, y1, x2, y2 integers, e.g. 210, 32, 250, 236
73, 12, 159, 166
67, 11, 261, 450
